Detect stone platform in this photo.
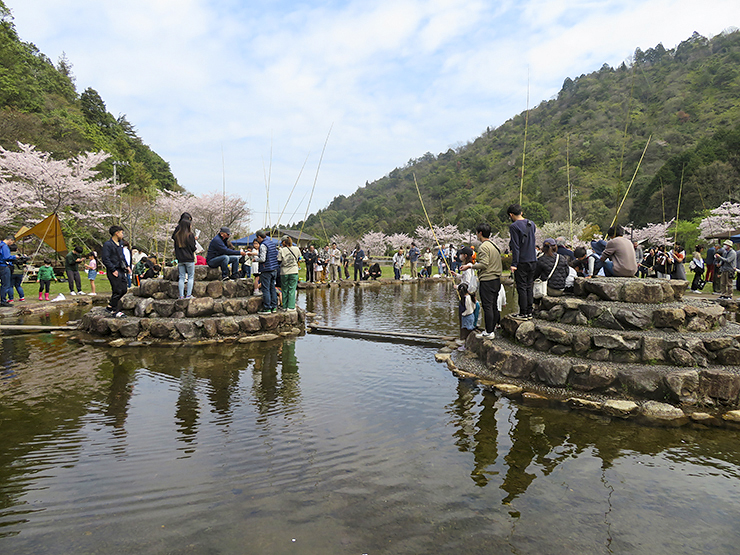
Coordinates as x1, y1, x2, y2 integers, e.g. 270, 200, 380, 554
444, 277, 740, 427
77, 272, 305, 346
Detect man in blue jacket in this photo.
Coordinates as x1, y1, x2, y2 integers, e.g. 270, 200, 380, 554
255, 230, 279, 313
206, 227, 245, 280
0, 236, 16, 307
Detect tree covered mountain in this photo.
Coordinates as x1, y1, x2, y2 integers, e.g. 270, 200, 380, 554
300, 29, 740, 239
0, 0, 180, 195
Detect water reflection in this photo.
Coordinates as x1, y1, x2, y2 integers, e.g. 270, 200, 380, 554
1, 284, 740, 552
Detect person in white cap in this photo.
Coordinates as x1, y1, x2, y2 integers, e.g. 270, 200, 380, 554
715, 239, 737, 299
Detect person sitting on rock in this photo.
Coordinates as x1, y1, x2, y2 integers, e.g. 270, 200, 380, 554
535, 238, 570, 297
599, 225, 637, 277
206, 227, 245, 280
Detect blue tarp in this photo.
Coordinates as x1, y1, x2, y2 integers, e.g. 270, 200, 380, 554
233, 233, 270, 246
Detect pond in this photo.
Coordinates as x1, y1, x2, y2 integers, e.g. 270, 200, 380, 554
1, 281, 740, 554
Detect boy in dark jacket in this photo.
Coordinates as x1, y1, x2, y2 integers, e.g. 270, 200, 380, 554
101, 226, 129, 317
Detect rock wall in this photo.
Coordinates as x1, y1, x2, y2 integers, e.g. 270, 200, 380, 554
449, 277, 740, 425
78, 272, 305, 346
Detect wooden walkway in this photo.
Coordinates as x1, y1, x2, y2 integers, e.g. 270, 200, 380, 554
0, 325, 75, 335
308, 323, 455, 345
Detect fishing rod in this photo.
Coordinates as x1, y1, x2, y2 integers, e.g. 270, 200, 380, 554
610, 135, 652, 228
673, 165, 685, 247
519, 69, 530, 205
566, 134, 572, 243
413, 172, 459, 300
618, 63, 636, 195
298, 124, 333, 244
274, 153, 310, 234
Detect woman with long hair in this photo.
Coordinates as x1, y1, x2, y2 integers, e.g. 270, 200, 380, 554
172, 217, 197, 299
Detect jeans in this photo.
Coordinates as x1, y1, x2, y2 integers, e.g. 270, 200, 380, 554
603, 260, 615, 277
394, 267, 401, 280
0, 265, 11, 301
478, 278, 501, 334
282, 273, 298, 309
10, 274, 23, 299
208, 255, 239, 278
354, 264, 363, 281
514, 261, 537, 316
178, 261, 195, 298
260, 269, 278, 310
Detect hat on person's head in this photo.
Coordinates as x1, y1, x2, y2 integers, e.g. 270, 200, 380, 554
724, 239, 733, 247
543, 238, 557, 247
458, 246, 474, 258
220, 227, 231, 235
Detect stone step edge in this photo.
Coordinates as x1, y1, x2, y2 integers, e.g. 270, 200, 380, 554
435, 350, 740, 427
500, 316, 740, 367
461, 332, 740, 408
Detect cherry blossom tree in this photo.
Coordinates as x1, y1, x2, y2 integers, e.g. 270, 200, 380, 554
540, 219, 590, 247
414, 224, 466, 249
699, 202, 740, 240
624, 220, 675, 246
0, 142, 117, 229
329, 234, 352, 252
360, 231, 387, 256
386, 232, 413, 250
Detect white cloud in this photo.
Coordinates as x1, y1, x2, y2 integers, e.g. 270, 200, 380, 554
8, 0, 740, 227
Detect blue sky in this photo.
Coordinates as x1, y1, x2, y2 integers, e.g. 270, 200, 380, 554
9, 0, 740, 229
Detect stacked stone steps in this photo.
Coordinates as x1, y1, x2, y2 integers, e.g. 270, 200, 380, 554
77, 273, 305, 345
500, 316, 740, 367
457, 277, 740, 410
466, 331, 740, 408
536, 296, 725, 332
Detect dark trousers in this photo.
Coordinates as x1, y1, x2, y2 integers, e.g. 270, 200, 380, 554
67, 269, 81, 292
691, 268, 704, 291
354, 264, 363, 281
514, 261, 537, 315
260, 269, 278, 310
478, 278, 501, 334
306, 262, 315, 282
39, 279, 51, 293
107, 270, 128, 311
0, 265, 11, 301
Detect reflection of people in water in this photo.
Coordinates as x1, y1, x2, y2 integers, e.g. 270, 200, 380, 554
175, 367, 200, 453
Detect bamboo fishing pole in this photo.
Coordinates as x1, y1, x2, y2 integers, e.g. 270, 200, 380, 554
610, 135, 652, 228
673, 165, 685, 247
618, 63, 636, 195
566, 134, 572, 243
519, 70, 530, 205
298, 124, 333, 244
413, 172, 459, 300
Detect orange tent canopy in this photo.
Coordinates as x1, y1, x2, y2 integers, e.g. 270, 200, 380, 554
15, 213, 67, 254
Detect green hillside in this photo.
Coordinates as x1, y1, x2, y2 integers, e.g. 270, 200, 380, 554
0, 1, 180, 194
301, 29, 740, 238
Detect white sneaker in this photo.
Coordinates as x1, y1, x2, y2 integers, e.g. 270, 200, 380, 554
476, 331, 494, 339
70, 291, 77, 296
77, 291, 86, 295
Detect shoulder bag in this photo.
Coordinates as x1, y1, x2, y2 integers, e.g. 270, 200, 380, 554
533, 254, 559, 299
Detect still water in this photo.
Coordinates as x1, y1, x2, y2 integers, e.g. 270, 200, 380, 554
1, 282, 740, 554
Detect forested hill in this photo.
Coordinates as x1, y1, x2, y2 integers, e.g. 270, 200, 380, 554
0, 1, 180, 194
301, 29, 740, 238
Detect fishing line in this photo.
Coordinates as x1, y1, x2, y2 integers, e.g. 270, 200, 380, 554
275, 153, 310, 231
298, 124, 333, 244
519, 69, 530, 205
414, 172, 459, 300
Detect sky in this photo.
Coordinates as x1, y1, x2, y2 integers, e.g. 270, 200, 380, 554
8, 0, 740, 229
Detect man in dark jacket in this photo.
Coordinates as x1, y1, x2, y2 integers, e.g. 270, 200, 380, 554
304, 245, 318, 282
508, 204, 538, 319
206, 227, 244, 280
101, 225, 129, 317
256, 230, 279, 313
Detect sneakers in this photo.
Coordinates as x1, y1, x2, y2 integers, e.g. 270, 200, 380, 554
77, 291, 86, 295
114, 311, 126, 318
18, 297, 24, 301
476, 331, 494, 339
258, 309, 271, 314
70, 291, 77, 296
